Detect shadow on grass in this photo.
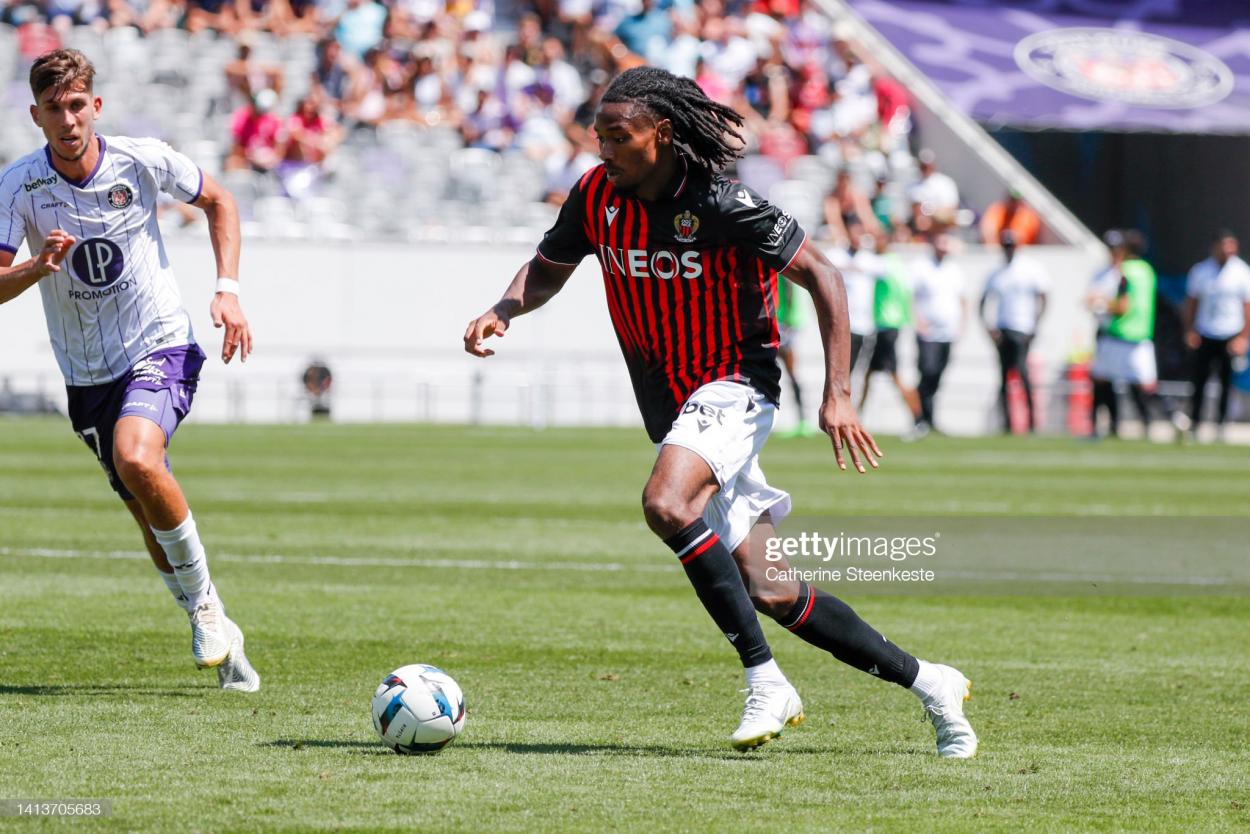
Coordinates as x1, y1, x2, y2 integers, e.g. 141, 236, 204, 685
260, 738, 863, 760
0, 684, 201, 698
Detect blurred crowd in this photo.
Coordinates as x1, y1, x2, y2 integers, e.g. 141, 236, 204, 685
1, 0, 1032, 242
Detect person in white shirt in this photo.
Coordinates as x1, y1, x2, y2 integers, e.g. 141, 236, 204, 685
1184, 230, 1250, 437
826, 224, 881, 381
980, 230, 1048, 433
0, 49, 259, 691
909, 234, 966, 436
908, 148, 959, 228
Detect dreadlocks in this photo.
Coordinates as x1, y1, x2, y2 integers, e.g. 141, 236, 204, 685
601, 66, 745, 173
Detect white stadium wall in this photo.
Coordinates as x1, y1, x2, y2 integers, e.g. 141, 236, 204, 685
0, 236, 1101, 436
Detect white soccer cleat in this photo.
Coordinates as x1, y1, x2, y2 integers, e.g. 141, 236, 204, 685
730, 683, 804, 750
921, 664, 978, 758
189, 599, 231, 669
216, 618, 261, 693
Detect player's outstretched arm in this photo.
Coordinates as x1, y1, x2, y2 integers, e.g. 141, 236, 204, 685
193, 173, 251, 364
784, 245, 882, 474
0, 231, 75, 305
463, 257, 576, 357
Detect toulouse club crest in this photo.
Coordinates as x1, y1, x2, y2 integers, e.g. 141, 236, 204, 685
107, 184, 134, 209
1014, 28, 1233, 109
673, 210, 700, 243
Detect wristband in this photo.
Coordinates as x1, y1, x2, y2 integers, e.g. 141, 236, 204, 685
215, 277, 240, 295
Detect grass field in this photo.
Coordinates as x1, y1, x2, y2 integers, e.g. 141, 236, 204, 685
1, 418, 1248, 832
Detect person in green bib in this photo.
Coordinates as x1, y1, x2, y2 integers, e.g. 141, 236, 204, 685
1087, 230, 1179, 438
860, 240, 921, 428
776, 275, 818, 437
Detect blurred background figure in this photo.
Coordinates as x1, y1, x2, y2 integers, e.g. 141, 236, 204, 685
226, 88, 284, 173
775, 276, 815, 438
860, 233, 921, 429
1086, 230, 1176, 440
823, 167, 880, 249
907, 148, 959, 241
980, 188, 1040, 248
827, 224, 879, 395
908, 233, 965, 439
302, 358, 334, 420
1184, 230, 1250, 442
981, 230, 1048, 433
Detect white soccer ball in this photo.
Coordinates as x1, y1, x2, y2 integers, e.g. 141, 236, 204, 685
371, 664, 466, 754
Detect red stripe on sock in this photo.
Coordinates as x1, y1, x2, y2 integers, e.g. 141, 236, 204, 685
786, 591, 815, 631
679, 534, 720, 565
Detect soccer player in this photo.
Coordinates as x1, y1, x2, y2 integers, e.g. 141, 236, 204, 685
1183, 230, 1250, 441
0, 49, 259, 692
980, 229, 1048, 433
464, 67, 976, 756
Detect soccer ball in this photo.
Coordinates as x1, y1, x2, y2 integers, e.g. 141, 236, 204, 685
371, 664, 466, 754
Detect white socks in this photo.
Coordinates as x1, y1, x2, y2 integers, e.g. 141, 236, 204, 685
157, 569, 191, 612
909, 659, 942, 701
151, 511, 215, 610
744, 658, 790, 689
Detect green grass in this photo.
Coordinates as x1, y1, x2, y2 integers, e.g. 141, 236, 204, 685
1, 419, 1248, 832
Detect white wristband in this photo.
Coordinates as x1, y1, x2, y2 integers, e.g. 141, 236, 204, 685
215, 277, 240, 295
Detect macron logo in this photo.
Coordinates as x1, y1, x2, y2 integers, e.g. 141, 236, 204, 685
734, 190, 756, 209
605, 206, 619, 226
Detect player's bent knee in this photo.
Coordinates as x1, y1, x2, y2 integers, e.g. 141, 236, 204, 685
640, 487, 700, 538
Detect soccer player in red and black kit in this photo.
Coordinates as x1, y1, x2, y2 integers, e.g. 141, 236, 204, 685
465, 67, 976, 756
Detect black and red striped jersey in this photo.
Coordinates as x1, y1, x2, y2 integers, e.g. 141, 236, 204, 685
536, 156, 807, 442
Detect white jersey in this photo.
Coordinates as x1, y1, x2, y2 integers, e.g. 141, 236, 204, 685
1187, 255, 1250, 340
983, 255, 1049, 335
0, 135, 202, 386
827, 246, 883, 336
911, 256, 965, 343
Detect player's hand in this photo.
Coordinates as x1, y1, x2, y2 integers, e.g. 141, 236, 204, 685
463, 309, 509, 357
1185, 330, 1201, 350
210, 292, 252, 364
36, 230, 75, 276
1230, 335, 1249, 357
820, 392, 882, 474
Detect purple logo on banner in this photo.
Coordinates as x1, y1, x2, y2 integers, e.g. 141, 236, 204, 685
1015, 28, 1233, 109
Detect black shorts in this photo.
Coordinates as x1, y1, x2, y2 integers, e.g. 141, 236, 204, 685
868, 328, 900, 374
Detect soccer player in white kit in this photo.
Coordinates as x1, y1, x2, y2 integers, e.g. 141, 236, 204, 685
0, 49, 260, 691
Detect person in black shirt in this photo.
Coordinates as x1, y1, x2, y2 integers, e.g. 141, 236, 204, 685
464, 67, 976, 756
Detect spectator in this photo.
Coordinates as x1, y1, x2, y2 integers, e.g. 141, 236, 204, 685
980, 230, 1049, 433
225, 41, 284, 113
226, 88, 284, 172
334, 0, 387, 59
278, 90, 343, 198
981, 188, 1041, 247
823, 167, 880, 248
1184, 229, 1250, 440
908, 148, 959, 235
614, 0, 671, 61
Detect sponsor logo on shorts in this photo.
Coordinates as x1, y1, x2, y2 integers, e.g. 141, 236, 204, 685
123, 400, 158, 412
130, 356, 168, 385
682, 400, 725, 432
23, 175, 58, 192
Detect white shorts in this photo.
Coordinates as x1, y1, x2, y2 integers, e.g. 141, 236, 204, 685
1090, 336, 1157, 385
659, 381, 792, 552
